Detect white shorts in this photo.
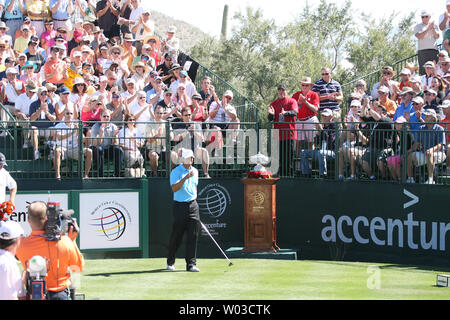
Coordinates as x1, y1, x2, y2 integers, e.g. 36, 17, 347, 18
57, 146, 82, 161
296, 116, 319, 142
411, 151, 447, 166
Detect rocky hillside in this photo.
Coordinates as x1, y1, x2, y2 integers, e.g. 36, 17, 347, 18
150, 10, 211, 53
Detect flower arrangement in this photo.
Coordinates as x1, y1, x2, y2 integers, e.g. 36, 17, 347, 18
247, 170, 273, 179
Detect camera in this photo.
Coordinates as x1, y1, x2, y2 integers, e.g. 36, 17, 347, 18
25, 255, 48, 300
45, 202, 76, 241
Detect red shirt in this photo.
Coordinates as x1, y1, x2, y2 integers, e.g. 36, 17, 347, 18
439, 117, 450, 143
292, 90, 320, 119
270, 97, 298, 140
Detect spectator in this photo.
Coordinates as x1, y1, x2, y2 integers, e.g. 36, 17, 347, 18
0, 22, 12, 48
130, 61, 149, 92
3, 0, 25, 41
91, 76, 110, 106
20, 61, 40, 85
414, 10, 440, 76
421, 61, 437, 90
50, 0, 74, 36
393, 68, 412, 103
437, 52, 450, 76
14, 81, 38, 150
407, 109, 447, 184
161, 25, 180, 61
1, 67, 25, 116
198, 76, 217, 111
0, 220, 25, 300
292, 76, 320, 152
131, 8, 154, 55
157, 53, 175, 86
439, 0, 450, 37
69, 77, 89, 114
54, 85, 75, 120
208, 90, 240, 143
117, 113, 145, 170
106, 88, 130, 125
410, 75, 424, 98
40, 19, 56, 50
300, 108, 336, 178
312, 67, 343, 119
142, 35, 161, 67
387, 116, 415, 181
155, 88, 179, 122
13, 24, 32, 53
404, 96, 426, 140
145, 75, 164, 106
16, 201, 84, 300
26, 38, 45, 72
429, 77, 446, 105
121, 77, 138, 106
393, 87, 415, 121
268, 84, 298, 176
145, 104, 173, 176
96, 0, 121, 40
405, 61, 419, 78
121, 33, 137, 71
129, 90, 152, 136
171, 106, 210, 178
90, 109, 123, 177
29, 86, 57, 160
360, 104, 394, 180
80, 96, 105, 133
423, 88, 440, 112
43, 44, 68, 88
371, 66, 398, 100
169, 69, 197, 98
377, 85, 397, 119
26, 0, 49, 37
53, 106, 92, 179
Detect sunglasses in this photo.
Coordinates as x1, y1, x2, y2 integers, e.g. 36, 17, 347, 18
183, 114, 192, 116
65, 112, 73, 115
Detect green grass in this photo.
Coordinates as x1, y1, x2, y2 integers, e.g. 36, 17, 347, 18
76, 258, 450, 300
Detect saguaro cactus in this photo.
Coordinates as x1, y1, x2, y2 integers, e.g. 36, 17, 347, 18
221, 4, 229, 39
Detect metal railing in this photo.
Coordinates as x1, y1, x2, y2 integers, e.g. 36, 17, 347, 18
271, 121, 449, 185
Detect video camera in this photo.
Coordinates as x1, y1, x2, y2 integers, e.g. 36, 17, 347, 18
25, 255, 48, 300
45, 202, 77, 241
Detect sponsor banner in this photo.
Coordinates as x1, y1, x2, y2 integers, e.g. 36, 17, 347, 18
7, 193, 69, 236
79, 192, 140, 250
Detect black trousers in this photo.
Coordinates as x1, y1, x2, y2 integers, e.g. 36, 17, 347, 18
167, 200, 200, 268
91, 144, 124, 177
279, 139, 295, 177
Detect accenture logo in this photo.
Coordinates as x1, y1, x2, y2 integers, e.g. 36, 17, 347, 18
198, 184, 231, 219
90, 206, 127, 241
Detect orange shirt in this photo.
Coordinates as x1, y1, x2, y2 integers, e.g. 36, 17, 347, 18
379, 98, 397, 118
43, 58, 67, 84
16, 230, 84, 292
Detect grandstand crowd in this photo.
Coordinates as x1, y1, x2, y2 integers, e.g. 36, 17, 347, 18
0, 0, 448, 184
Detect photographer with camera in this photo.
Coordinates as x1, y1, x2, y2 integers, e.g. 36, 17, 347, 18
16, 201, 84, 300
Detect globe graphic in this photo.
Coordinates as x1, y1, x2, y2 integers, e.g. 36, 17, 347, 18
197, 188, 228, 218
90, 207, 126, 241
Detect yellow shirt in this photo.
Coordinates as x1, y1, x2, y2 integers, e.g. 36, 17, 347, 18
26, 0, 50, 20
13, 36, 31, 53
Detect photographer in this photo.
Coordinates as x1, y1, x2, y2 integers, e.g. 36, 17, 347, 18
16, 201, 84, 300
0, 221, 26, 300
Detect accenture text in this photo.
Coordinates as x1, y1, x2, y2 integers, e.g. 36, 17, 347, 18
321, 213, 450, 251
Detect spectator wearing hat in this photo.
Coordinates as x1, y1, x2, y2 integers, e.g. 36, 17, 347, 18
69, 77, 89, 113
29, 86, 57, 160
387, 116, 415, 182
0, 220, 25, 300
414, 10, 440, 76
423, 87, 440, 112
268, 84, 298, 176
300, 108, 337, 178
26, 37, 45, 72
122, 77, 138, 106
105, 45, 130, 81
405, 61, 419, 78
49, 0, 74, 38
19, 60, 40, 85
393, 87, 415, 121
3, 0, 25, 41
121, 33, 138, 71
13, 24, 32, 53
39, 19, 55, 50
0, 152, 16, 205
405, 96, 426, 140
292, 76, 320, 151
158, 53, 174, 83
393, 68, 412, 103
154, 88, 179, 122
131, 61, 149, 92
1, 67, 24, 117
131, 8, 154, 55
161, 25, 180, 61
170, 69, 197, 98
311, 67, 343, 116
377, 85, 397, 118
14, 80, 38, 124
54, 85, 74, 120
106, 87, 130, 125
421, 61, 437, 90
129, 90, 152, 137
145, 75, 164, 106
0, 22, 12, 48
436, 51, 450, 76
406, 109, 447, 184
410, 75, 424, 98
371, 66, 398, 100
43, 44, 68, 87
143, 35, 161, 67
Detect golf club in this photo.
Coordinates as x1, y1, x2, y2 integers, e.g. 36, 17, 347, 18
200, 221, 234, 266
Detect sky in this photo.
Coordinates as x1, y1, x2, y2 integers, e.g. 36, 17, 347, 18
142, 0, 445, 39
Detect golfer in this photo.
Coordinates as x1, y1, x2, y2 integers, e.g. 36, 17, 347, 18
167, 148, 200, 272
0, 153, 17, 206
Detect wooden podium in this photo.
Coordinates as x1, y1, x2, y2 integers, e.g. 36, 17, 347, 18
241, 178, 280, 252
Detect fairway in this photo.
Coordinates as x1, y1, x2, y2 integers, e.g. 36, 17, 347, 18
77, 258, 450, 300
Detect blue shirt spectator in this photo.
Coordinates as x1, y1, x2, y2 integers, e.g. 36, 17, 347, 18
49, 0, 72, 20
312, 68, 343, 111
416, 124, 446, 152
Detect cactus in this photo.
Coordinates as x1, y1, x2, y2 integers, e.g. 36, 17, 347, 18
221, 4, 229, 39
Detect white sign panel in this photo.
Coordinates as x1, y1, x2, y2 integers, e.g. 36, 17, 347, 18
79, 192, 140, 250
8, 193, 69, 236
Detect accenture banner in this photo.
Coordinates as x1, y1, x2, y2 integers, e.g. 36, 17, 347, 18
79, 192, 140, 250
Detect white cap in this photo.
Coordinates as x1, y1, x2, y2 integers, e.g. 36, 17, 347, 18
6, 67, 18, 74
0, 220, 24, 240
321, 108, 333, 117
350, 99, 361, 107
223, 90, 234, 98
181, 149, 194, 159
400, 68, 411, 75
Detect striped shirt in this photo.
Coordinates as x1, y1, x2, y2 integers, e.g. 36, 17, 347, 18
312, 78, 342, 111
